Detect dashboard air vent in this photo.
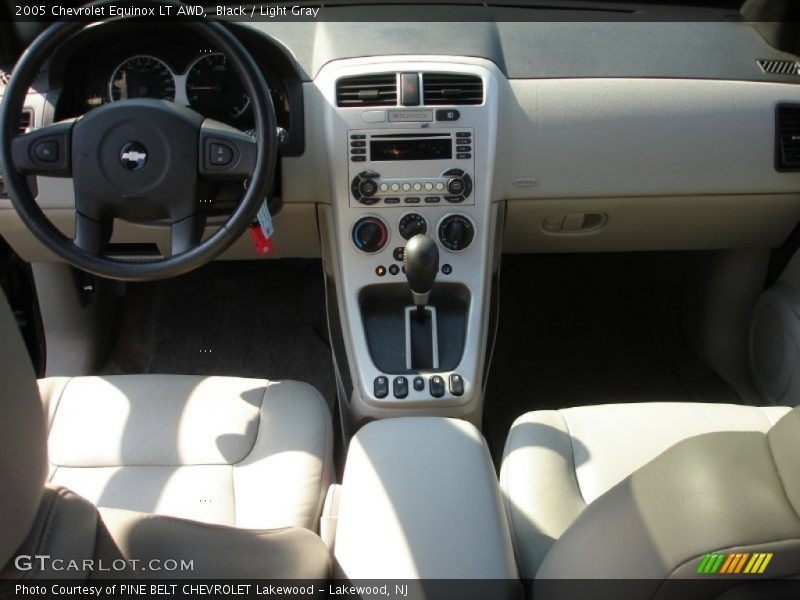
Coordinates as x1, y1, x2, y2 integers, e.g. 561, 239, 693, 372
422, 73, 483, 105
19, 110, 32, 134
776, 105, 800, 171
758, 59, 799, 75
336, 74, 397, 107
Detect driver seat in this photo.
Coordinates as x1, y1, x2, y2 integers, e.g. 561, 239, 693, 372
0, 291, 332, 579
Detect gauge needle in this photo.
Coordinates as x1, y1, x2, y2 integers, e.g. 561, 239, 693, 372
189, 85, 222, 91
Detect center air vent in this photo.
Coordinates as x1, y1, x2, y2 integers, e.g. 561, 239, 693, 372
422, 73, 483, 106
336, 74, 397, 107
776, 105, 800, 171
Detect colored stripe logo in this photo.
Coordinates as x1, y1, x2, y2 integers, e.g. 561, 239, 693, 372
697, 552, 773, 575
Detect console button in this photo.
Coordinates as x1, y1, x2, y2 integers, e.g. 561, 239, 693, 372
441, 264, 453, 275
413, 182, 422, 191
391, 183, 400, 192
456, 145, 471, 152
436, 109, 460, 121
384, 197, 400, 204
430, 376, 445, 398
351, 156, 366, 162
389, 264, 400, 275
393, 246, 405, 262
351, 148, 366, 154
424, 182, 434, 191
393, 376, 409, 399
413, 376, 425, 391
402, 183, 412, 192
375, 265, 386, 277
401, 73, 420, 106
449, 374, 465, 396
350, 134, 366, 139
380, 183, 389, 192
445, 195, 464, 203
435, 182, 445, 191
350, 140, 366, 147
404, 197, 421, 204
456, 153, 472, 159
374, 376, 389, 399
424, 196, 441, 203
456, 131, 471, 138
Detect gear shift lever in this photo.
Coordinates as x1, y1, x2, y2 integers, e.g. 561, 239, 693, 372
404, 234, 438, 322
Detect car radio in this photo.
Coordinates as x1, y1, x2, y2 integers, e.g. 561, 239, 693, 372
348, 128, 475, 207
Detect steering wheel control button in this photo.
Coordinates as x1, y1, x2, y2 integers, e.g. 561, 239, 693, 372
352, 216, 388, 253
413, 376, 425, 392
119, 141, 148, 171
436, 109, 460, 121
33, 140, 59, 163
429, 375, 445, 398
398, 213, 427, 240
449, 374, 465, 396
374, 376, 389, 399
393, 376, 409, 399
209, 143, 233, 166
439, 214, 475, 251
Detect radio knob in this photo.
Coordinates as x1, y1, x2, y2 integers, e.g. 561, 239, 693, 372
447, 177, 465, 196
359, 178, 379, 198
438, 215, 475, 251
352, 217, 389, 253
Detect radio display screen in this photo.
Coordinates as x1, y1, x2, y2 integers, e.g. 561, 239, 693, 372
370, 138, 452, 161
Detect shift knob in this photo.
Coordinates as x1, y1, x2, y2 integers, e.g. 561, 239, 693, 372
404, 234, 439, 307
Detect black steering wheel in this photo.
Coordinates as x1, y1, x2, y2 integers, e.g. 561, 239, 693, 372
0, 0, 277, 281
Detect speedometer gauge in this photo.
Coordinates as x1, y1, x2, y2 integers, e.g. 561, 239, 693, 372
109, 55, 175, 102
186, 53, 250, 120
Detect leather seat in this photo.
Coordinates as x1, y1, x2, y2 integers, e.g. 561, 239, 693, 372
38, 374, 333, 530
501, 402, 800, 589
0, 291, 332, 579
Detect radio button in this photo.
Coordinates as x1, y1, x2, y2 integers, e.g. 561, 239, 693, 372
404, 197, 421, 204
380, 183, 389, 192
424, 196, 441, 203
384, 197, 400, 204
351, 156, 366, 162
350, 134, 366, 139
413, 183, 422, 191
350, 140, 366, 147
456, 132, 471, 138
402, 183, 412, 192
351, 148, 366, 154
445, 195, 464, 203
456, 153, 472, 159
391, 183, 400, 192
435, 182, 445, 191
424, 182, 434, 191
456, 145, 471, 152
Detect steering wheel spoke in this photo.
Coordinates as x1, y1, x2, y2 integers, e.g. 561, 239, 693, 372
74, 212, 112, 255
171, 212, 207, 256
199, 119, 257, 180
11, 120, 74, 177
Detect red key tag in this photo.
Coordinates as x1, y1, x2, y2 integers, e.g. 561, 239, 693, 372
249, 225, 273, 256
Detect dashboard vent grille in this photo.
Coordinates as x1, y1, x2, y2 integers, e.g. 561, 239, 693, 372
776, 105, 800, 171
422, 73, 483, 105
19, 109, 32, 134
336, 74, 397, 107
758, 59, 800, 75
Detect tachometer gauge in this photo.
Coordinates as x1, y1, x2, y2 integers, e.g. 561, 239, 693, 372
109, 55, 176, 102
186, 53, 250, 120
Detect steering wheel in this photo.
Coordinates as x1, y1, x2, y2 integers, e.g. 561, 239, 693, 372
0, 0, 277, 281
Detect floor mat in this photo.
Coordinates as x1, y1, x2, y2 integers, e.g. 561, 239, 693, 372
100, 259, 336, 409
482, 253, 741, 464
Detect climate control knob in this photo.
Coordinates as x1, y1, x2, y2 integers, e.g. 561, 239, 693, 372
352, 216, 389, 253
398, 213, 428, 240
438, 215, 475, 251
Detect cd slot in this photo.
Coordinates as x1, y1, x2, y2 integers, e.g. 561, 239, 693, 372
370, 133, 451, 139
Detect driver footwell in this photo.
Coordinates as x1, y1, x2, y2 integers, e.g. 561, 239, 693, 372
100, 259, 336, 410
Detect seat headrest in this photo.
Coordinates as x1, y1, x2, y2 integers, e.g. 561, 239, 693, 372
0, 290, 47, 567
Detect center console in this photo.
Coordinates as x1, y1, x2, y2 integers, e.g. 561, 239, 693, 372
315, 58, 503, 425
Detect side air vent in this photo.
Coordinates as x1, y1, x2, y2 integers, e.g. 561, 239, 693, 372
758, 59, 800, 76
422, 73, 483, 106
336, 74, 397, 107
19, 109, 33, 134
776, 105, 800, 171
